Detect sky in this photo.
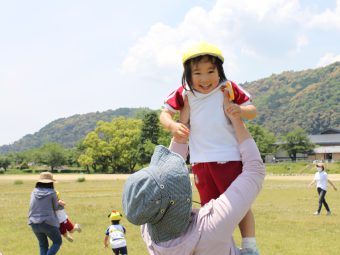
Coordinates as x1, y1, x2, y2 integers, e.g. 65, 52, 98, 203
0, 0, 339, 146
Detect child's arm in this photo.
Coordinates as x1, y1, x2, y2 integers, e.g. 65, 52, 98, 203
160, 108, 189, 140
104, 235, 109, 248
240, 104, 257, 120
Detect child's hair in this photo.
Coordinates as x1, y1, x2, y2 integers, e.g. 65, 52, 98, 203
181, 55, 227, 93
111, 220, 120, 225
36, 182, 54, 189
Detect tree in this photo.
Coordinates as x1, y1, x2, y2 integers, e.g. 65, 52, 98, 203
281, 128, 315, 161
138, 112, 160, 165
247, 123, 277, 157
79, 117, 142, 173
0, 156, 11, 171
36, 143, 67, 171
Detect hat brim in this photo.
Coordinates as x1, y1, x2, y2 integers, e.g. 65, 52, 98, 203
38, 178, 56, 183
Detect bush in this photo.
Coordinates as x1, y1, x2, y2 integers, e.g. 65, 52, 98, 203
14, 180, 23, 185
19, 162, 29, 170
77, 177, 86, 182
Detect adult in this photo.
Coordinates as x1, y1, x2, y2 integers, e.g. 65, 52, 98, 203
28, 172, 62, 255
122, 111, 265, 254
309, 163, 337, 215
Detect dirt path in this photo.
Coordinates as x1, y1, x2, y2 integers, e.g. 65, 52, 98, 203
1, 173, 340, 181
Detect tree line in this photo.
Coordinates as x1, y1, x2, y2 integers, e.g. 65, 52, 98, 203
0, 112, 315, 173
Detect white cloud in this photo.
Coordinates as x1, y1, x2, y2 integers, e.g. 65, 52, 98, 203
317, 53, 340, 67
120, 0, 304, 78
307, 0, 340, 30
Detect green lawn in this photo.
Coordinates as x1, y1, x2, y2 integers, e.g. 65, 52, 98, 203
0, 177, 339, 255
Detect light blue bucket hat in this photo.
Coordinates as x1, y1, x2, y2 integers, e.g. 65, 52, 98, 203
122, 145, 192, 243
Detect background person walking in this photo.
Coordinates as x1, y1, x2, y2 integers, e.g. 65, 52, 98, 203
309, 163, 337, 215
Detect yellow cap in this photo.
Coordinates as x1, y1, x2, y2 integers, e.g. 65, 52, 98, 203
109, 210, 122, 221
182, 42, 224, 64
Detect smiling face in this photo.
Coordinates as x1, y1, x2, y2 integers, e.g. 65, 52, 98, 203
190, 56, 220, 94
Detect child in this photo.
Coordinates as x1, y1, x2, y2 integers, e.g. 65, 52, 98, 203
56, 191, 81, 242
159, 41, 259, 255
104, 210, 128, 255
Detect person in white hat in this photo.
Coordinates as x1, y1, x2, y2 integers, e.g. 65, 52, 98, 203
159, 41, 259, 254
28, 172, 62, 255
123, 97, 265, 255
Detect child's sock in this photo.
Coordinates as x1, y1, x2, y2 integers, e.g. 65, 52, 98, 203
241, 237, 257, 251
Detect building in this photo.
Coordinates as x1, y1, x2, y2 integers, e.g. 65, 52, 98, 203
308, 128, 340, 162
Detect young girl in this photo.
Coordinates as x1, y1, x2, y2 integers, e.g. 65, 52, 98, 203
104, 210, 128, 255
56, 191, 81, 242
160, 42, 259, 255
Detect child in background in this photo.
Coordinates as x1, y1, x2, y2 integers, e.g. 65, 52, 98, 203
104, 210, 128, 255
56, 191, 81, 242
160, 41, 259, 255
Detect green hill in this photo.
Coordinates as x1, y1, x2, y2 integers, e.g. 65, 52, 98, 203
243, 61, 340, 135
0, 108, 153, 154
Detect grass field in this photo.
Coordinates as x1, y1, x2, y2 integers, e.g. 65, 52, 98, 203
0, 175, 339, 255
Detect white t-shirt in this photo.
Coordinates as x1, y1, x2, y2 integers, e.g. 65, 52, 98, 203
314, 171, 328, 190
164, 81, 252, 163
56, 209, 68, 223
106, 224, 127, 249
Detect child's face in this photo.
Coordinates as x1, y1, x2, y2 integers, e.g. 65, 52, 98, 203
190, 56, 220, 94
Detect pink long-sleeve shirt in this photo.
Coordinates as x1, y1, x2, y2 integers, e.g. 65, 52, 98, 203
141, 138, 265, 255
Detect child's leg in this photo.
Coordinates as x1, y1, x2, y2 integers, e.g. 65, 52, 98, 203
239, 210, 258, 254
239, 209, 255, 237
192, 163, 220, 205
63, 232, 74, 242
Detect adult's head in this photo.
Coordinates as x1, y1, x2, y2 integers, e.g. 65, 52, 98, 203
122, 145, 192, 243
181, 42, 227, 92
35, 171, 56, 189
316, 163, 325, 172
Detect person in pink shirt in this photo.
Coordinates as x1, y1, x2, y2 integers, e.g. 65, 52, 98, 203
122, 97, 265, 255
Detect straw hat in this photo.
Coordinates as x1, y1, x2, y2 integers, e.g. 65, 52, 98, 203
38, 172, 56, 183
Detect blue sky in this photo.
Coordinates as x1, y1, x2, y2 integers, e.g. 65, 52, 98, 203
0, 0, 339, 146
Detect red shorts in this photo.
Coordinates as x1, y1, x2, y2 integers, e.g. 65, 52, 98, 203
192, 161, 242, 205
59, 219, 74, 235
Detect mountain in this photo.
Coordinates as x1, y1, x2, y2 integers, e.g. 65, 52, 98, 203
1, 62, 339, 154
243, 61, 340, 135
0, 107, 153, 154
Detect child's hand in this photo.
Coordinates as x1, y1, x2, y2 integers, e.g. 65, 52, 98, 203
225, 104, 241, 118
58, 199, 66, 206
222, 89, 241, 121
170, 122, 190, 141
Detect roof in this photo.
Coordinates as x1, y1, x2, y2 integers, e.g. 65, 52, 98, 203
320, 128, 340, 134
313, 146, 340, 154
309, 134, 340, 145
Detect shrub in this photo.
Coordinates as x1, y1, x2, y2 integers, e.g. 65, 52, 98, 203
77, 177, 86, 183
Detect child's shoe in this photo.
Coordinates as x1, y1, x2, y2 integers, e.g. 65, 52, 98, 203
327, 211, 332, 216
313, 211, 320, 216
74, 223, 82, 232
64, 233, 73, 242
240, 248, 259, 255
